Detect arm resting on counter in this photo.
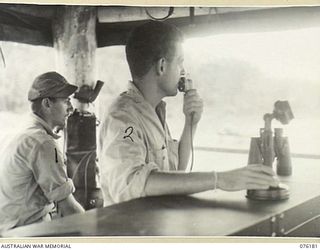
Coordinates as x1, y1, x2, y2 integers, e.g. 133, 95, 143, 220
56, 194, 85, 217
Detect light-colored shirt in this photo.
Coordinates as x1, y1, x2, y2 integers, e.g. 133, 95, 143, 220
99, 82, 179, 206
0, 114, 75, 233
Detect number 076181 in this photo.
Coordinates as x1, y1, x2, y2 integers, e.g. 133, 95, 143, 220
300, 244, 318, 249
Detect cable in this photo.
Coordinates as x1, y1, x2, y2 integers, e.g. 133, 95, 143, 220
69, 150, 95, 209
83, 151, 95, 208
0, 44, 6, 67
189, 113, 194, 172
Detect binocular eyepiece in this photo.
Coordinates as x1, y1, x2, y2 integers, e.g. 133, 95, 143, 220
273, 100, 294, 125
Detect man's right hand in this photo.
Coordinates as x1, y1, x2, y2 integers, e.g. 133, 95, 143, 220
216, 164, 279, 191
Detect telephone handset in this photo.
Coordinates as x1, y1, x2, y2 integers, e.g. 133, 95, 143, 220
178, 74, 193, 93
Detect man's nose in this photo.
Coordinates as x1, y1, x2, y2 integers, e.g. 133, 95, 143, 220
67, 102, 74, 114
180, 68, 186, 76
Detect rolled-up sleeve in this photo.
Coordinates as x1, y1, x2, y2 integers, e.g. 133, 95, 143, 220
99, 111, 159, 204
31, 141, 75, 202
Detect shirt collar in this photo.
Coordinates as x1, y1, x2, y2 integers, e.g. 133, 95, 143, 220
127, 81, 166, 109
126, 81, 145, 103
127, 81, 167, 128
30, 113, 61, 140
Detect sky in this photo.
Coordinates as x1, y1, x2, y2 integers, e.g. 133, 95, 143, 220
184, 27, 320, 82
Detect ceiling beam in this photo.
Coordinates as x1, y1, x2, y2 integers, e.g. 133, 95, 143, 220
97, 6, 273, 23
0, 8, 52, 31
0, 23, 52, 46
0, 3, 56, 19
0, 7, 52, 46
97, 6, 320, 47
1, 6, 320, 47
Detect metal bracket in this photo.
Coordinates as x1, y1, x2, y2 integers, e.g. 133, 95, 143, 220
278, 213, 285, 236
270, 213, 286, 236
270, 216, 277, 236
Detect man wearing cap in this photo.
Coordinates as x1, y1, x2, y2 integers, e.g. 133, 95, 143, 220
0, 71, 84, 233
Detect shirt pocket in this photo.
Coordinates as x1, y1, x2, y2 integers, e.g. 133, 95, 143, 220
147, 144, 168, 170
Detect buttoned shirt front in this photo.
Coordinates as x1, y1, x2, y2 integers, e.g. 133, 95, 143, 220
99, 82, 179, 205
0, 114, 75, 233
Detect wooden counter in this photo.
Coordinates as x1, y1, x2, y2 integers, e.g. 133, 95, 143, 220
2, 157, 320, 237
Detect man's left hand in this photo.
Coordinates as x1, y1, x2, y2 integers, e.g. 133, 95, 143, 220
183, 89, 204, 125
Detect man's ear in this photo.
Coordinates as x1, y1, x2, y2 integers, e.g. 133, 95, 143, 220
155, 58, 166, 76
41, 98, 51, 109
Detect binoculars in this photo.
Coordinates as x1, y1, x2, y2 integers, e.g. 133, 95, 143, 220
248, 128, 292, 176
247, 101, 294, 200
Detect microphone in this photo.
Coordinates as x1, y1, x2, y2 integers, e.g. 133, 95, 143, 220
178, 74, 193, 93
178, 73, 195, 172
